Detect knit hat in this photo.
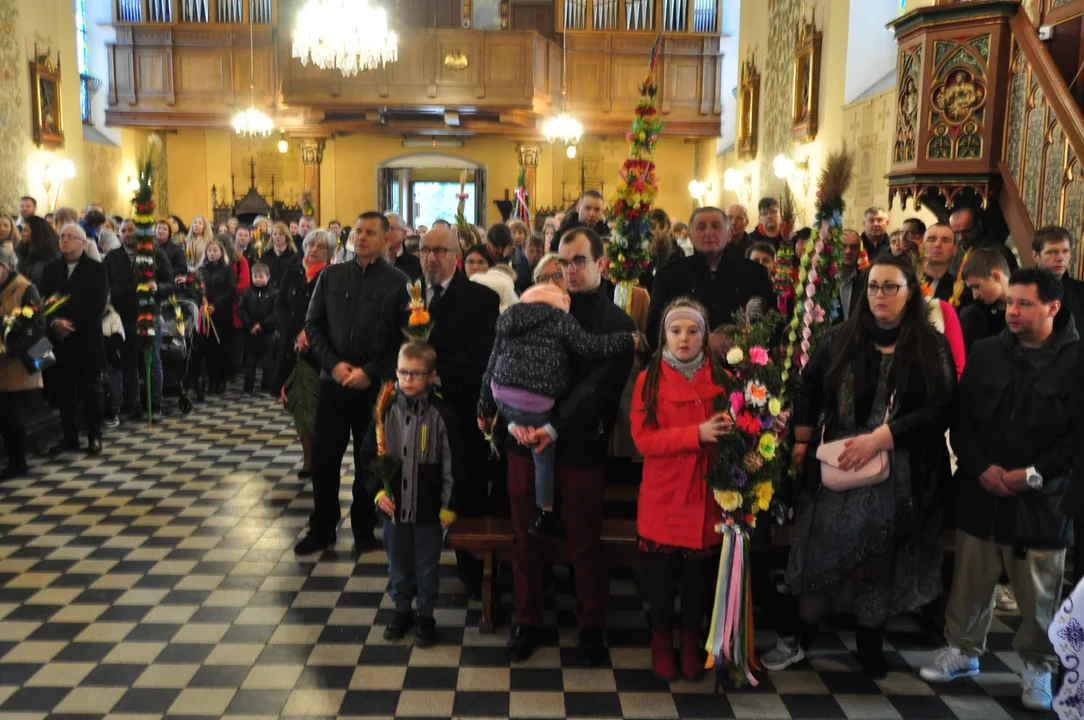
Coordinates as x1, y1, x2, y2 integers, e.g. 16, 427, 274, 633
0, 246, 16, 273
520, 282, 570, 312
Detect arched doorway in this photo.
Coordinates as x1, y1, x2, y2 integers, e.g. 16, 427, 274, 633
376, 153, 488, 229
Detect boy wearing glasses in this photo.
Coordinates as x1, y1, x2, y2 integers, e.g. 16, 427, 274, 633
362, 341, 462, 648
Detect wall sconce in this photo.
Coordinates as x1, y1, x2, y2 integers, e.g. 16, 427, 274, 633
773, 154, 796, 180
277, 129, 289, 154
566, 144, 577, 159
688, 179, 712, 206
127, 175, 140, 192
42, 158, 76, 211
793, 158, 811, 196
723, 168, 752, 203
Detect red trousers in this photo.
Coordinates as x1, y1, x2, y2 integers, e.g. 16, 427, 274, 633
507, 453, 608, 627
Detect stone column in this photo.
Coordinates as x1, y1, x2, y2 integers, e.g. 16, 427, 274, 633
516, 143, 541, 216
299, 139, 326, 224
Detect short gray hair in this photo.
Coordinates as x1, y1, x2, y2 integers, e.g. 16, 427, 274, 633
303, 229, 335, 257
59, 223, 87, 242
532, 252, 562, 283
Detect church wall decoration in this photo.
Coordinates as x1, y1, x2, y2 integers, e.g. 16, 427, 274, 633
790, 8, 821, 143
926, 35, 989, 161
894, 43, 921, 164
30, 47, 63, 150
737, 52, 760, 159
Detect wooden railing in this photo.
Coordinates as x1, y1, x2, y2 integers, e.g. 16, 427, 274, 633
114, 0, 273, 24
559, 0, 719, 33
998, 8, 1084, 270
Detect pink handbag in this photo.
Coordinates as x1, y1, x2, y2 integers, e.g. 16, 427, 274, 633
815, 402, 892, 491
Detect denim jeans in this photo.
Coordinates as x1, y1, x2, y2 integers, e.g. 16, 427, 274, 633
115, 316, 163, 415
497, 401, 556, 509
382, 519, 444, 616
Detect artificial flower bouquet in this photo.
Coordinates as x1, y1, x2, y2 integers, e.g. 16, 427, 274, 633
1, 294, 69, 372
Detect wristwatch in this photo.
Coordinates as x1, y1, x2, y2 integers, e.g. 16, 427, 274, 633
1026, 466, 1043, 490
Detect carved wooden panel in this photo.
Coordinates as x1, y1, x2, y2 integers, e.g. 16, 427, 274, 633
485, 39, 527, 86
567, 54, 607, 110
135, 50, 170, 95
611, 55, 648, 105
663, 56, 702, 112
388, 37, 431, 86
177, 52, 229, 94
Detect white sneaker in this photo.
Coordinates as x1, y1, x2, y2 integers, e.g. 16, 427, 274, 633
995, 584, 1018, 612
760, 637, 805, 671
919, 646, 980, 683
1020, 663, 1053, 711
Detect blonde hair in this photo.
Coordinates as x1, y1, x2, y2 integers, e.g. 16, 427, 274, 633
271, 222, 297, 253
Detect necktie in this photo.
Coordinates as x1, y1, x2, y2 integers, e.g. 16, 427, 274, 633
429, 284, 443, 312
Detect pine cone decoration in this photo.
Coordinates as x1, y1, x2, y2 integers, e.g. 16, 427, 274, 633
743, 452, 764, 474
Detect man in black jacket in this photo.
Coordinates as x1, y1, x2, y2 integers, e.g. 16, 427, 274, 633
838, 229, 864, 322
1030, 224, 1084, 332
40, 224, 109, 456
922, 269, 1076, 712
104, 219, 174, 423
921, 223, 961, 304
385, 212, 423, 281
724, 203, 752, 260
295, 212, 408, 556
505, 227, 634, 666
958, 248, 1010, 354
378, 226, 500, 596
155, 220, 187, 277
646, 206, 774, 347
860, 206, 890, 259
747, 197, 785, 250
949, 206, 1018, 274
550, 190, 610, 251
237, 263, 277, 393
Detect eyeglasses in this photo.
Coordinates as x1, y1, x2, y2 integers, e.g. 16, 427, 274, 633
60, 233, 81, 241
464, 258, 489, 266
396, 369, 430, 380
867, 282, 907, 296
555, 256, 589, 271
419, 247, 450, 259
537, 271, 564, 283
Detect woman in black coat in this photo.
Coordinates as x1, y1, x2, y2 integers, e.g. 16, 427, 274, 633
196, 237, 237, 396
260, 222, 302, 288
272, 230, 331, 478
15, 216, 61, 289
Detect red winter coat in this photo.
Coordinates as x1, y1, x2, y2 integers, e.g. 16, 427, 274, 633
232, 256, 250, 329
631, 362, 725, 550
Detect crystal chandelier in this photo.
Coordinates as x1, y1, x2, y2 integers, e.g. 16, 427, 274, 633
543, 24, 582, 157
292, 0, 398, 78
233, 9, 273, 137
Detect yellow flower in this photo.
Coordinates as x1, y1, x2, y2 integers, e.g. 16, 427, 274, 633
753, 482, 774, 512
714, 490, 742, 512
20, 307, 33, 318
757, 433, 776, 460
726, 347, 744, 365
768, 398, 782, 417
409, 309, 431, 327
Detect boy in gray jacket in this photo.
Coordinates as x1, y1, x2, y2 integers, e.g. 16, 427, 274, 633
362, 341, 463, 648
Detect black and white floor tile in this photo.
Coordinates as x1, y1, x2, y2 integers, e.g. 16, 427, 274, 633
0, 390, 1056, 719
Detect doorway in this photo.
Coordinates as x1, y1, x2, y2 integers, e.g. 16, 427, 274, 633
376, 153, 487, 229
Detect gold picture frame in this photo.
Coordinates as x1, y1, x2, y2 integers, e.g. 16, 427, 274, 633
791, 10, 821, 144
30, 49, 64, 150
737, 52, 760, 159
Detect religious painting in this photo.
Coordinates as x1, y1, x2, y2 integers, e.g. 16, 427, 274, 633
791, 10, 821, 143
30, 50, 64, 149
738, 53, 760, 159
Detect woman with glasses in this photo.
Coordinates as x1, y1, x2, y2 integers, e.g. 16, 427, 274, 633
762, 253, 955, 678
532, 253, 567, 292
463, 244, 494, 278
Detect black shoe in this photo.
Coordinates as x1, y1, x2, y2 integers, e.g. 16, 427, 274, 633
297, 469, 313, 480
86, 437, 103, 456
383, 610, 414, 641
151, 409, 164, 423
529, 509, 564, 537
507, 624, 540, 663
0, 463, 28, 481
578, 627, 607, 667
856, 627, 888, 679
293, 532, 335, 556
195, 378, 206, 402
353, 533, 382, 554
49, 439, 80, 456
414, 615, 436, 648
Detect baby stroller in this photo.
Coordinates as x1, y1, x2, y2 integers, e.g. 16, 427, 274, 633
160, 297, 199, 414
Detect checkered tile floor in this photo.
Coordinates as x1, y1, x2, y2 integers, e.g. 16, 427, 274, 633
0, 389, 1056, 719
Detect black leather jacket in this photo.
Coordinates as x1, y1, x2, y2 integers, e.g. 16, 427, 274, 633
304, 257, 406, 380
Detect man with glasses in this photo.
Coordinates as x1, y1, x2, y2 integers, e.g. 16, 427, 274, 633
385, 212, 422, 281
39, 224, 109, 456
504, 227, 635, 666
295, 212, 409, 557
748, 197, 784, 249
646, 206, 774, 348
949, 206, 1018, 274
378, 226, 499, 597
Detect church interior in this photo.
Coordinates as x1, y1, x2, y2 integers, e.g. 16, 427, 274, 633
0, 0, 1080, 718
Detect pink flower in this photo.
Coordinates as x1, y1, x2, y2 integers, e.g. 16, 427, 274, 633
811, 305, 826, 323
729, 391, 745, 415
748, 346, 769, 366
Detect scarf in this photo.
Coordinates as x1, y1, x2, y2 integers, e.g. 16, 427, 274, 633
305, 261, 327, 283
854, 314, 900, 427
662, 347, 705, 381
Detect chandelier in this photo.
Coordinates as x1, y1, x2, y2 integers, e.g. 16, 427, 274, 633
543, 24, 581, 158
233, 8, 273, 137
292, 0, 398, 77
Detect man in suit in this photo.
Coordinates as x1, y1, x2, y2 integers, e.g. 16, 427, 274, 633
40, 224, 109, 456
646, 206, 775, 349
1031, 225, 1084, 331
379, 226, 500, 596
385, 212, 423, 281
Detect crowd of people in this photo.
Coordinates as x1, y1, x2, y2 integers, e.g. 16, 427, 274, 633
0, 192, 1080, 713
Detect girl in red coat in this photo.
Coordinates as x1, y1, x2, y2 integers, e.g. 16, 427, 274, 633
631, 298, 732, 683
